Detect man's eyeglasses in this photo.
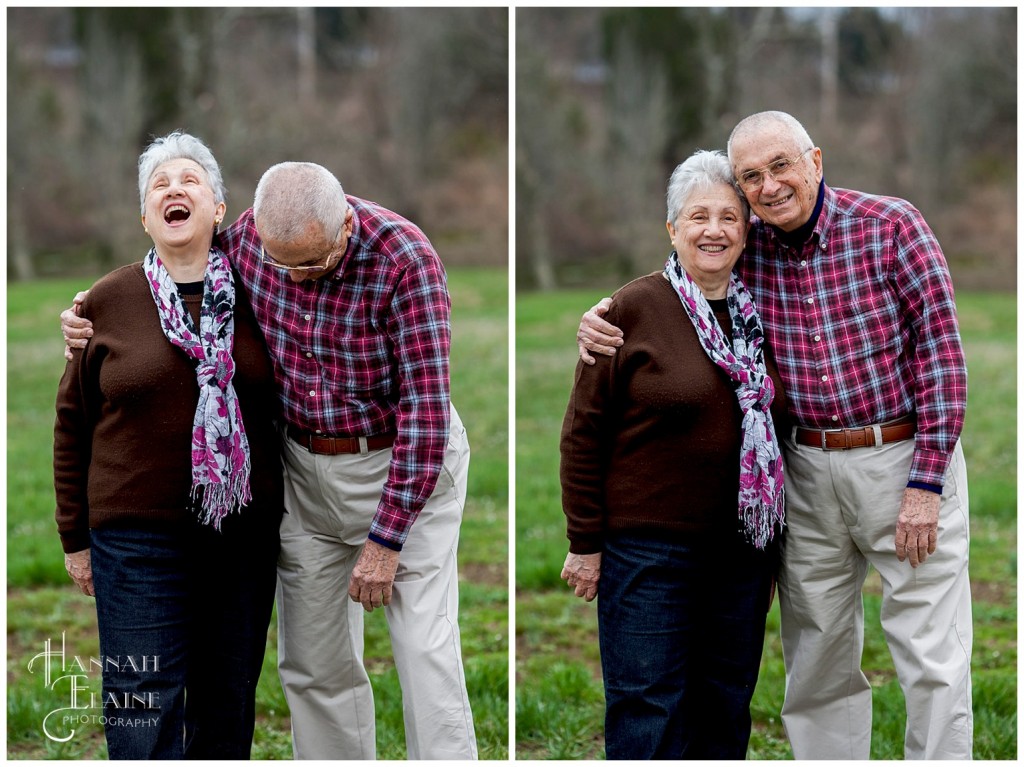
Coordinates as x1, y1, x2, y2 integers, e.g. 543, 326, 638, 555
736, 148, 814, 192
260, 224, 345, 273
260, 245, 339, 273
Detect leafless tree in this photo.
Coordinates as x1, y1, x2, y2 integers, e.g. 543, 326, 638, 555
77, 14, 147, 269
603, 33, 671, 276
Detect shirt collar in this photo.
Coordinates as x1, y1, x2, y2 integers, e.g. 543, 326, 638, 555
326, 198, 361, 282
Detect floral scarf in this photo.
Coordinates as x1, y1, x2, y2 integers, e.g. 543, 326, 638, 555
664, 251, 785, 549
144, 247, 251, 529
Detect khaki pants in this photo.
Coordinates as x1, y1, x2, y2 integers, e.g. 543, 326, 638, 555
276, 406, 477, 760
778, 437, 972, 760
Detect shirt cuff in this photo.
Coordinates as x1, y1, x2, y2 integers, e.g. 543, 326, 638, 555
367, 532, 403, 552
906, 480, 943, 495
908, 446, 952, 488
368, 500, 416, 551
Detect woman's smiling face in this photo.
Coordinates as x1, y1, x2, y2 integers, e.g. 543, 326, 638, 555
142, 158, 225, 250
667, 183, 749, 298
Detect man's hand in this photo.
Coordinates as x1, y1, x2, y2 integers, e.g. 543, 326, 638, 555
894, 487, 941, 567
61, 290, 93, 361
577, 297, 622, 365
560, 551, 602, 601
348, 540, 401, 612
65, 549, 95, 597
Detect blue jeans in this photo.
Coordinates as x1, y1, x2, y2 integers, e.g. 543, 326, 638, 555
90, 508, 280, 760
598, 529, 776, 760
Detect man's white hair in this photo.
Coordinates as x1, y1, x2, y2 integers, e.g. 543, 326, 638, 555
253, 161, 349, 244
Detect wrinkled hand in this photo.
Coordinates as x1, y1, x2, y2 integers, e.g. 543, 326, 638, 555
561, 552, 602, 601
65, 549, 95, 597
895, 487, 940, 567
348, 540, 401, 612
61, 291, 92, 361
577, 297, 621, 365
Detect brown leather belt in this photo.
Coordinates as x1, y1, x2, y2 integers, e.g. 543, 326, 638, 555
287, 425, 396, 455
793, 418, 916, 451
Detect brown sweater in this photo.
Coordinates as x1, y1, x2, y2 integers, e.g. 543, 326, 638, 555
560, 273, 789, 554
54, 263, 283, 553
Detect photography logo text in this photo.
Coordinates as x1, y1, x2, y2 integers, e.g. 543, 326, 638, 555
27, 633, 162, 743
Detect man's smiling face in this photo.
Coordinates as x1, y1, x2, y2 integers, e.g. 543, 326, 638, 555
731, 123, 822, 233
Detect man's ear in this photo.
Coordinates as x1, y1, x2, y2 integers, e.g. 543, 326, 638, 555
343, 206, 354, 238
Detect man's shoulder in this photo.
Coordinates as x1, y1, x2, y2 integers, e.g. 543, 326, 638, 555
348, 195, 438, 268
828, 186, 920, 224
217, 208, 256, 257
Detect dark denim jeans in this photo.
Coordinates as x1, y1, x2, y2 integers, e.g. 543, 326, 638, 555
598, 529, 776, 760
90, 507, 280, 760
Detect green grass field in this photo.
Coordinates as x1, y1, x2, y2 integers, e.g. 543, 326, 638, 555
514, 288, 1017, 760
6, 267, 509, 759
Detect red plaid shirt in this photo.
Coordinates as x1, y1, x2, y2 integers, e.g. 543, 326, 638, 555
218, 197, 452, 548
737, 184, 966, 487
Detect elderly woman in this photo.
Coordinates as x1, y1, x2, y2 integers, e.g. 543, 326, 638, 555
53, 132, 282, 759
559, 150, 788, 759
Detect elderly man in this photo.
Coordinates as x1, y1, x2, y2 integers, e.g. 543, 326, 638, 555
63, 162, 477, 760
577, 111, 971, 760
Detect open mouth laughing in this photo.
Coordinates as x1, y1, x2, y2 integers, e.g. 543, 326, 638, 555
164, 204, 191, 224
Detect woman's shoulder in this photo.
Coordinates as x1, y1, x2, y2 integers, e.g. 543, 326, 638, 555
81, 263, 148, 317
609, 272, 676, 319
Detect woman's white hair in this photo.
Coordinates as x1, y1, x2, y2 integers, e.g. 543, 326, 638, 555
666, 149, 748, 225
253, 162, 348, 245
137, 131, 226, 215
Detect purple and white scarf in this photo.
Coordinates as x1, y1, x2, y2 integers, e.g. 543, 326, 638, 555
664, 251, 785, 549
144, 247, 251, 529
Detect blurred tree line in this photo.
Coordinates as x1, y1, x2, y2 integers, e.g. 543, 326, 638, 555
8, 7, 508, 280
517, 7, 1016, 291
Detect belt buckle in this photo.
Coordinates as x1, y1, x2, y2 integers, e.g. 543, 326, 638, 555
821, 428, 846, 451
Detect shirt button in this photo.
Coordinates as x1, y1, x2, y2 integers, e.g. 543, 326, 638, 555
821, 242, 827, 251
304, 314, 312, 321
831, 415, 839, 422
800, 260, 807, 267
305, 352, 313, 358
309, 390, 316, 397
813, 334, 821, 342
821, 375, 828, 382
807, 297, 814, 304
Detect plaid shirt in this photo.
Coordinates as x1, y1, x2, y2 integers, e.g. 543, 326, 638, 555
736, 184, 966, 487
218, 197, 452, 549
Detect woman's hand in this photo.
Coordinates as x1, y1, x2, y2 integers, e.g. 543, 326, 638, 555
576, 297, 622, 365
561, 552, 602, 602
64, 549, 95, 597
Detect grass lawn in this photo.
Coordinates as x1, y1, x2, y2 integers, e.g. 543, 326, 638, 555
6, 266, 509, 759
514, 288, 1016, 760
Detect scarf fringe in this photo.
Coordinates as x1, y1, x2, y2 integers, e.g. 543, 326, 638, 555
192, 456, 253, 530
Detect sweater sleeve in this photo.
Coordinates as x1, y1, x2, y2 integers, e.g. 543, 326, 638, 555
53, 303, 98, 554
559, 302, 622, 554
